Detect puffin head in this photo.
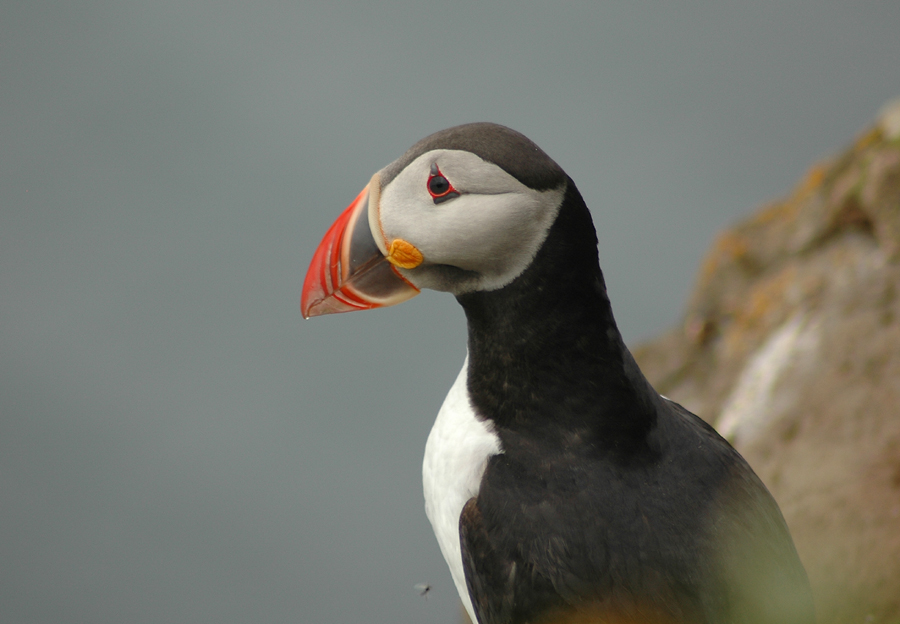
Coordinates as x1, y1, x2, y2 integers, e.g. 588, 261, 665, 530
301, 123, 568, 317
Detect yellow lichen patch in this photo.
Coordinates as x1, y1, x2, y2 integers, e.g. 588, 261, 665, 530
797, 163, 827, 198
853, 126, 883, 153
722, 267, 798, 356
740, 272, 791, 327
748, 199, 799, 227
386, 238, 424, 269
698, 231, 750, 285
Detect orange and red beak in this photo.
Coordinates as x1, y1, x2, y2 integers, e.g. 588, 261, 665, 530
301, 174, 420, 318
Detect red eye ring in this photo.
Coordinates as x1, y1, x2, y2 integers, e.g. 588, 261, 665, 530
427, 165, 460, 204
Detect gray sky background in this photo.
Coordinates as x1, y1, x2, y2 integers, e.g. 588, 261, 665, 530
2, 2, 899, 623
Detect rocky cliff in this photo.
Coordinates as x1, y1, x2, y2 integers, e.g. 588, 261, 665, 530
634, 99, 900, 623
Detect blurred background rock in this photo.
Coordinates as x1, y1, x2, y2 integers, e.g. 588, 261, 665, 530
634, 101, 900, 624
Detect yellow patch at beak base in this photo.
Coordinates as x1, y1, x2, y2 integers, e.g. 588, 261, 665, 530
387, 239, 424, 269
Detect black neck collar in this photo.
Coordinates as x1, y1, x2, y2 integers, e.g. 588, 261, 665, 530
457, 179, 658, 451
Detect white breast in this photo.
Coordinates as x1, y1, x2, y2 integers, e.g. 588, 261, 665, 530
422, 355, 502, 622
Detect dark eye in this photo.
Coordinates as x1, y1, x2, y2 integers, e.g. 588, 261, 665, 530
428, 175, 450, 196
427, 165, 460, 204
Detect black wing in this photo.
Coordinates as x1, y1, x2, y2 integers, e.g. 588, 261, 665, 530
457, 401, 815, 624
459, 497, 515, 624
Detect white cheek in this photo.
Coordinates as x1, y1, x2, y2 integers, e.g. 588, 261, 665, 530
412, 193, 549, 272
378, 150, 564, 291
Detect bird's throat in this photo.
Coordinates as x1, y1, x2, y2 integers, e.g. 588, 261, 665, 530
457, 182, 657, 444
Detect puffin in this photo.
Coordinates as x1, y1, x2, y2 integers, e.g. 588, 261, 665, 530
301, 123, 815, 624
